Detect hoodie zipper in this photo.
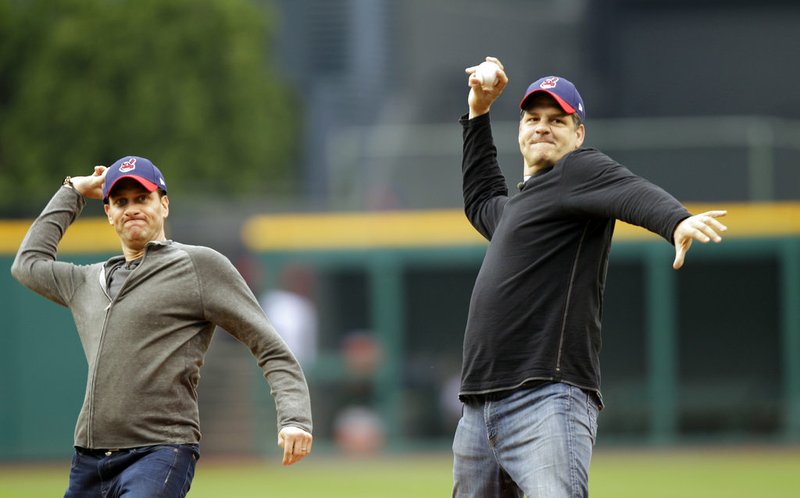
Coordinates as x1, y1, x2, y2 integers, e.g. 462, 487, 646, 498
86, 249, 149, 447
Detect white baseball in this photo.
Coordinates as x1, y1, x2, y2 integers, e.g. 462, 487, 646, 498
475, 61, 500, 88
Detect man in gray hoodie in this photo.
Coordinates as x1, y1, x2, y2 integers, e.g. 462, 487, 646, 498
11, 156, 313, 498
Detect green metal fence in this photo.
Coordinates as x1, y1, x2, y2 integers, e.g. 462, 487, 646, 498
254, 236, 800, 447
2, 234, 798, 460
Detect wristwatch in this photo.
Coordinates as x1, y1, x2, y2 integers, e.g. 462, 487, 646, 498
62, 176, 74, 189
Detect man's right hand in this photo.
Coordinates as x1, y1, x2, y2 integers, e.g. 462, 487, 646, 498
465, 56, 508, 119
70, 166, 108, 200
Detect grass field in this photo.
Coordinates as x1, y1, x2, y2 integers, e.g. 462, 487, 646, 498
1, 446, 799, 497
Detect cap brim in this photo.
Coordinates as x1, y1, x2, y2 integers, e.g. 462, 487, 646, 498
519, 89, 577, 115
104, 175, 159, 201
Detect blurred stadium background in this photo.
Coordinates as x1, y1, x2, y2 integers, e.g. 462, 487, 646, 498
1, 0, 799, 495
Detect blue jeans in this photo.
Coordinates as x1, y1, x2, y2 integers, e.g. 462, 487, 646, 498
452, 382, 599, 498
64, 444, 200, 498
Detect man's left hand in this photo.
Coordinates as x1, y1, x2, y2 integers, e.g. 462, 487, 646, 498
277, 426, 313, 466
673, 210, 728, 269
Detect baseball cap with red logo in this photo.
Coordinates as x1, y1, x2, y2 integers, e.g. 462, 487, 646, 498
519, 76, 586, 122
102, 156, 168, 203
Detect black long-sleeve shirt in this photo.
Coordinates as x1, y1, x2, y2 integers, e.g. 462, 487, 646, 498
459, 113, 690, 405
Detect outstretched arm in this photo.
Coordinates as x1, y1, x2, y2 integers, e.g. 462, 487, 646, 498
194, 248, 313, 463
672, 210, 728, 269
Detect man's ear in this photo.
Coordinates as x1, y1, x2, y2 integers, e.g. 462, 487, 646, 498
161, 195, 170, 218
575, 123, 586, 148
104, 204, 112, 224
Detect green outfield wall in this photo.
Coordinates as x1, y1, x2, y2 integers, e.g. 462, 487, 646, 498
1, 203, 798, 460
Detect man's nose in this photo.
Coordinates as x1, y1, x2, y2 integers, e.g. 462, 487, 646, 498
534, 121, 550, 134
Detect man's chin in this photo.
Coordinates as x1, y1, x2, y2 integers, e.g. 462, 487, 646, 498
119, 230, 153, 248
526, 153, 556, 170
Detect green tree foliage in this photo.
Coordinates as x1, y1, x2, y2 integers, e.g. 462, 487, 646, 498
0, 0, 298, 216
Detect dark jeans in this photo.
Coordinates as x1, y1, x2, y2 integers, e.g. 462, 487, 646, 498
64, 444, 200, 498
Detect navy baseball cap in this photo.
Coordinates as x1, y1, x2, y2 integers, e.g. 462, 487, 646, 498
103, 156, 168, 203
520, 76, 586, 122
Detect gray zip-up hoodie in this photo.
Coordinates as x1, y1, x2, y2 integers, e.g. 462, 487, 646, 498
11, 187, 312, 449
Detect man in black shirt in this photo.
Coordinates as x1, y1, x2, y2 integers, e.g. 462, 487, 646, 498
452, 57, 727, 498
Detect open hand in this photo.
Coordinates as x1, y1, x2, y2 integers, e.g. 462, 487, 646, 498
673, 210, 728, 269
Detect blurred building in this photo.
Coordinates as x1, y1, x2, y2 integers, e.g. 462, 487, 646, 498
270, 0, 800, 211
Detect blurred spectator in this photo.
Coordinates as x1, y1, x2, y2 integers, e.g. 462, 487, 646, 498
341, 330, 383, 377
334, 406, 386, 455
439, 373, 463, 429
260, 264, 319, 367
